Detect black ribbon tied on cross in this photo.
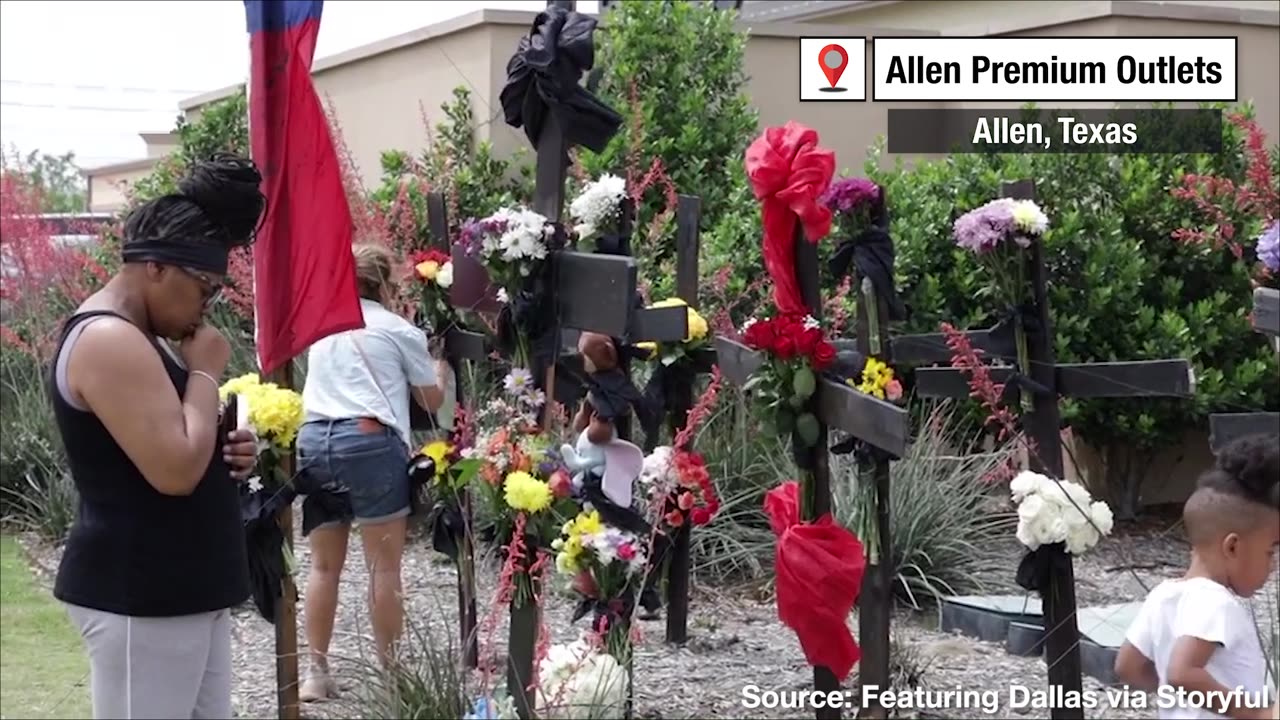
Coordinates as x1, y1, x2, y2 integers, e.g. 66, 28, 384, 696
407, 454, 469, 562
1015, 541, 1071, 595
572, 585, 638, 635
241, 471, 355, 624
826, 197, 906, 322
987, 304, 1053, 401
500, 5, 623, 154
496, 266, 560, 391
240, 485, 298, 625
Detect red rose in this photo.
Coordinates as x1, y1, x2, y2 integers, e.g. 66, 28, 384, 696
796, 327, 822, 355
617, 543, 636, 561
774, 335, 797, 359
811, 341, 836, 370
743, 320, 775, 350
665, 510, 685, 528
690, 507, 712, 526
548, 471, 572, 499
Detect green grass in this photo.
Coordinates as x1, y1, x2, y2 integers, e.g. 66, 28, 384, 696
0, 535, 90, 719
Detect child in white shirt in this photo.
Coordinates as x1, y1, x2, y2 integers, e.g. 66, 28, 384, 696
1115, 435, 1279, 720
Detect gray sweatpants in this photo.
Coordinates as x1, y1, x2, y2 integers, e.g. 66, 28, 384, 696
65, 603, 233, 719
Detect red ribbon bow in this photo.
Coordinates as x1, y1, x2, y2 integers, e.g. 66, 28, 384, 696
763, 480, 866, 682
744, 121, 836, 316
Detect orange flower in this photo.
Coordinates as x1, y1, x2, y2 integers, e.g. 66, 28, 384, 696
481, 463, 501, 486
512, 446, 532, 473
677, 491, 695, 510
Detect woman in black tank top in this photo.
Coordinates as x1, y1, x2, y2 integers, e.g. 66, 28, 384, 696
50, 154, 266, 719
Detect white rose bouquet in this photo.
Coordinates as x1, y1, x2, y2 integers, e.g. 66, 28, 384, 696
1011, 471, 1114, 555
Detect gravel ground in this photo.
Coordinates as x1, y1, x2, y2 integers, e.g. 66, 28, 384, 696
18, 509, 1276, 720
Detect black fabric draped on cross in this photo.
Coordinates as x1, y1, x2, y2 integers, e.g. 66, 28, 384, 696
240, 486, 296, 625
571, 585, 638, 634
120, 238, 231, 275
826, 196, 906, 321
499, 6, 623, 153
407, 440, 471, 562
242, 472, 353, 623
496, 265, 560, 389
988, 304, 1052, 399
1015, 541, 1070, 595
580, 471, 650, 537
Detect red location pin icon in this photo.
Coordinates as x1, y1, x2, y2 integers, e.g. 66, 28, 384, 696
819, 43, 849, 88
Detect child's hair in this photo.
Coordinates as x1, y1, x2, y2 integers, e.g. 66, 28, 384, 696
1184, 435, 1279, 546
1201, 435, 1279, 507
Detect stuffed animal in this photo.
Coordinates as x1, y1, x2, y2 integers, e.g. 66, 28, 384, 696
559, 332, 647, 528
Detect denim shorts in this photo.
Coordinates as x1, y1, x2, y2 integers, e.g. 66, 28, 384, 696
297, 419, 411, 526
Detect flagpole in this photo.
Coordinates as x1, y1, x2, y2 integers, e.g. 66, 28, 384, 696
272, 362, 300, 720
245, 32, 301, 720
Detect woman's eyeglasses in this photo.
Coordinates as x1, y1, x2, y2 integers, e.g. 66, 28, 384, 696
179, 267, 223, 308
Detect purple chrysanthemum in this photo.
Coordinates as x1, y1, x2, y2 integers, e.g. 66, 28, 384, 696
821, 177, 880, 215
1256, 220, 1280, 273
458, 216, 509, 253
953, 198, 1017, 254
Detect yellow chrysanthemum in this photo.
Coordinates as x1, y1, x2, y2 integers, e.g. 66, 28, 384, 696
421, 440, 452, 476
247, 384, 305, 449
686, 309, 708, 341
219, 373, 262, 402
503, 471, 553, 513
415, 260, 440, 280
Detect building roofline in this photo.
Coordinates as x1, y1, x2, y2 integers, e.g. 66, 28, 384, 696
178, 6, 934, 112
138, 131, 178, 144
763, 0, 1279, 31
740, 0, 898, 23
946, 0, 1278, 37
180, 8, 535, 111
82, 156, 159, 177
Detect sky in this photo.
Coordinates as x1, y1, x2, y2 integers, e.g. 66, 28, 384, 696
0, 0, 598, 171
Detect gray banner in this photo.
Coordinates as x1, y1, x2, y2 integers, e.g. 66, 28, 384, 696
886, 109, 1222, 154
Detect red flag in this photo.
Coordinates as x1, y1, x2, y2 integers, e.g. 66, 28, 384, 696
245, 0, 363, 374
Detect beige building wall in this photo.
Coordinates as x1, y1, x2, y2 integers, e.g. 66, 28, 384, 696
85, 161, 157, 213
139, 132, 179, 159
181, 11, 537, 191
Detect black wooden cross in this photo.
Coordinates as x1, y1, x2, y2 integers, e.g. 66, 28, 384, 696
1208, 287, 1280, 451
659, 194, 712, 645
714, 222, 912, 720
892, 180, 1196, 720
420, 192, 485, 671
846, 212, 899, 720
448, 3, 686, 716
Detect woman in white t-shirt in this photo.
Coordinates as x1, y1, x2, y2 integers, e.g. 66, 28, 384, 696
296, 243, 450, 701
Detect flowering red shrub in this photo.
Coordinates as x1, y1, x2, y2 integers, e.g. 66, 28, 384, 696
1172, 113, 1278, 259
1, 172, 109, 359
